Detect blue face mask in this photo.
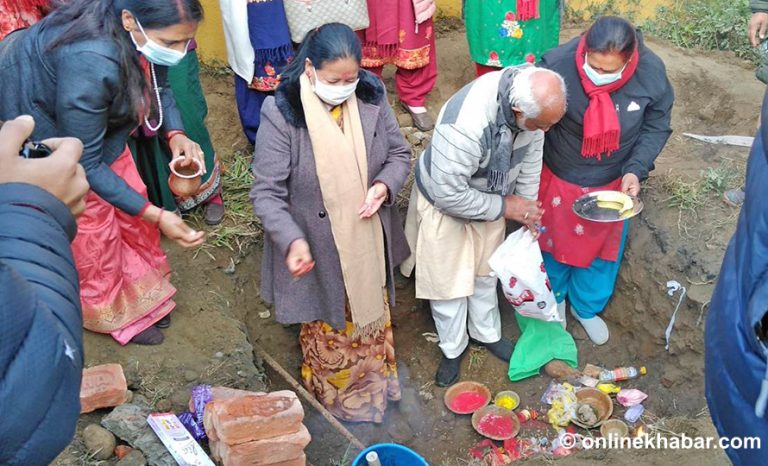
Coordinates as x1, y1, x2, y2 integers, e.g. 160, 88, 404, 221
582, 54, 626, 86
129, 18, 188, 67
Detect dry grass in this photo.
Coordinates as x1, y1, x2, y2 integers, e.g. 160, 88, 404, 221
655, 171, 706, 212
438, 459, 486, 466
69, 449, 107, 466
188, 150, 262, 260
137, 363, 174, 410
467, 346, 486, 372
651, 158, 744, 242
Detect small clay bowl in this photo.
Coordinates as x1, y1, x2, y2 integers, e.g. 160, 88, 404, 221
601, 419, 629, 438
444, 381, 492, 415
493, 390, 520, 410
168, 157, 203, 197
571, 387, 613, 428
471, 405, 521, 441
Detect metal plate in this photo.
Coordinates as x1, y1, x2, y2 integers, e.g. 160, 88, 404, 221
572, 190, 644, 223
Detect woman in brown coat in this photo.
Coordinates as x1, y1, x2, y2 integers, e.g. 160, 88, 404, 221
250, 23, 411, 423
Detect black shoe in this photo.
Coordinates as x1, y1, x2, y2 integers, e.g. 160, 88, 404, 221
484, 338, 514, 362
131, 326, 164, 345
204, 202, 225, 225
435, 355, 462, 387
154, 314, 171, 329
400, 102, 435, 131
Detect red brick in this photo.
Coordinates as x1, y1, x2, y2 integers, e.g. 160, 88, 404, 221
207, 390, 305, 445
114, 445, 133, 459
204, 401, 219, 442
265, 453, 306, 466
189, 386, 264, 413
218, 425, 311, 466
80, 364, 128, 414
209, 439, 222, 462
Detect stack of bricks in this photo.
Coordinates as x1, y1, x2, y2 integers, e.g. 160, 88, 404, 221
202, 387, 311, 466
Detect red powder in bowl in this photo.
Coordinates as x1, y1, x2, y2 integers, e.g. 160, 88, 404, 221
450, 391, 488, 413
478, 413, 515, 438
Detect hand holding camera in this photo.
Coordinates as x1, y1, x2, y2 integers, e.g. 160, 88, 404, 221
0, 115, 89, 217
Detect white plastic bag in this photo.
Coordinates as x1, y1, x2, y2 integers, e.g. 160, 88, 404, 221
488, 228, 561, 322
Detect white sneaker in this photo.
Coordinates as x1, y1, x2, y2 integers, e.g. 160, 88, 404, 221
557, 301, 567, 329
570, 309, 609, 345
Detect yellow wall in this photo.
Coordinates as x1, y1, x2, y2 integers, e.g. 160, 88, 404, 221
196, 0, 670, 63
197, 0, 228, 64
436, 0, 462, 17
567, 0, 671, 21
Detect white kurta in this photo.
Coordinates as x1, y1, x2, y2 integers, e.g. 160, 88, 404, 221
401, 184, 506, 300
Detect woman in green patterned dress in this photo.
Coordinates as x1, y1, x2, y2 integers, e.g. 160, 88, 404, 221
464, 0, 561, 76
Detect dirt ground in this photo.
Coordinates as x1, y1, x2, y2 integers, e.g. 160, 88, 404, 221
54, 22, 765, 466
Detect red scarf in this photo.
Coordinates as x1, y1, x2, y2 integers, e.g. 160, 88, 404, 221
575, 35, 639, 159
516, 0, 540, 22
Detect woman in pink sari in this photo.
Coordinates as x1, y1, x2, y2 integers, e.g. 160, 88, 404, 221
0, 0, 206, 345
358, 0, 437, 131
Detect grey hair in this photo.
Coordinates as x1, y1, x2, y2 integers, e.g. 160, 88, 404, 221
508, 66, 568, 118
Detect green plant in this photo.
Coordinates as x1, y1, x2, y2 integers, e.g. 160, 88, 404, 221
643, 0, 758, 63
564, 0, 641, 23
330, 443, 357, 466
701, 162, 740, 194
200, 59, 233, 78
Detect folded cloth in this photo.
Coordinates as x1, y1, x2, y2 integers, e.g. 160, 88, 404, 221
508, 313, 578, 381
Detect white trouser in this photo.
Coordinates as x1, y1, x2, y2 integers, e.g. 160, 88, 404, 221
430, 276, 502, 359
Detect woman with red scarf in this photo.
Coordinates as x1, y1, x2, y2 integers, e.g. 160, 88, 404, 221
536, 16, 674, 345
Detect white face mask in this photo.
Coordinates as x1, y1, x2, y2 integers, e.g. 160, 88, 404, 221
312, 67, 359, 106
582, 53, 626, 86
129, 18, 188, 67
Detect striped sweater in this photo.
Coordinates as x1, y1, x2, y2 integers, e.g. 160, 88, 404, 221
415, 68, 544, 222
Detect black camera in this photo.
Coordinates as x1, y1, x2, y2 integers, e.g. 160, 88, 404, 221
0, 120, 53, 158
19, 141, 53, 159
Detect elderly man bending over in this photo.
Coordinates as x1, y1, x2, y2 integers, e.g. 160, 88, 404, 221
401, 65, 567, 386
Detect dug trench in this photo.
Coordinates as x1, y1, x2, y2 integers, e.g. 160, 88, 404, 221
55, 24, 760, 466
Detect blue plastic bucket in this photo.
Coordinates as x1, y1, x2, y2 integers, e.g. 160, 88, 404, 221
352, 443, 429, 466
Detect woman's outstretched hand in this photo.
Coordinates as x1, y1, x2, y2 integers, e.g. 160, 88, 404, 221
155, 207, 205, 248
286, 238, 315, 278
359, 181, 389, 219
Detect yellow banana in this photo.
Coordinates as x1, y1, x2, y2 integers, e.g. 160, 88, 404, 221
595, 192, 634, 215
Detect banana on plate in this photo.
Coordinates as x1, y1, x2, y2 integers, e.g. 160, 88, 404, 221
595, 192, 634, 216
